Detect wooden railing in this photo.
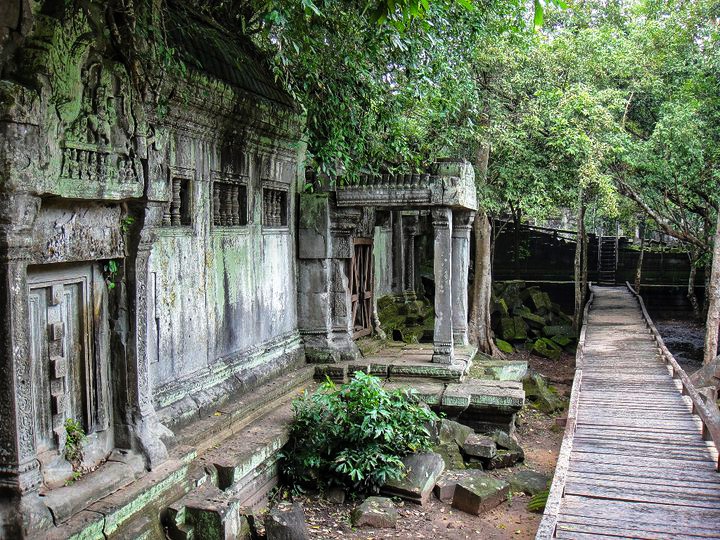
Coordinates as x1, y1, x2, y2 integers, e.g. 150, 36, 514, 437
536, 286, 594, 539
626, 281, 720, 470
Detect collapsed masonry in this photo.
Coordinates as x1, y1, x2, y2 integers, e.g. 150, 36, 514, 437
0, 2, 523, 538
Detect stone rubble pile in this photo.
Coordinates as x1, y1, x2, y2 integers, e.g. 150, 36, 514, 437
491, 281, 576, 359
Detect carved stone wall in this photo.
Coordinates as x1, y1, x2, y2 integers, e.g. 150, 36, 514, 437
0, 2, 305, 536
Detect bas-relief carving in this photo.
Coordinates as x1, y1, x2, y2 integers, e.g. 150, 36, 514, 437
2, 10, 145, 200
30, 204, 125, 264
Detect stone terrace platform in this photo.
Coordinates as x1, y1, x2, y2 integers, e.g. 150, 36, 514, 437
313, 344, 525, 434
314, 343, 475, 382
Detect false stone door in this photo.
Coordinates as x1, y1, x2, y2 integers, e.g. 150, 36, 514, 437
350, 238, 374, 339
28, 264, 111, 474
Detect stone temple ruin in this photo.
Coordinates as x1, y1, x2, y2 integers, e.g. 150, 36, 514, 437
0, 3, 524, 538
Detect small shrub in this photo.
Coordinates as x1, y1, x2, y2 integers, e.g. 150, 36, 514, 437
282, 372, 437, 494
64, 418, 86, 468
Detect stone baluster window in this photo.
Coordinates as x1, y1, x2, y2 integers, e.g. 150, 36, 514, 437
262, 187, 288, 227
162, 177, 192, 226
213, 181, 248, 227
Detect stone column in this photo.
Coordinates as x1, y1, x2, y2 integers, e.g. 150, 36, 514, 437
123, 202, 168, 468
402, 212, 419, 302
432, 207, 454, 364
452, 210, 475, 346
391, 211, 405, 300
0, 193, 53, 534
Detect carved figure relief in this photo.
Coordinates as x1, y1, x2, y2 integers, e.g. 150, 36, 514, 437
59, 60, 141, 186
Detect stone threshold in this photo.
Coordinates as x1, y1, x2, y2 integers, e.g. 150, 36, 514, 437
46, 366, 317, 539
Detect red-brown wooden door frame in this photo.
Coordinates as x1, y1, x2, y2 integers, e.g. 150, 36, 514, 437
349, 238, 374, 339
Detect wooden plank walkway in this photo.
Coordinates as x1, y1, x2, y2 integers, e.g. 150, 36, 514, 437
538, 286, 720, 539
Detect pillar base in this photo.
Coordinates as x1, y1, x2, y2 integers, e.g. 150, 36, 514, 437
0, 490, 53, 537
403, 290, 418, 303
453, 331, 469, 347
301, 331, 360, 363
432, 340, 455, 364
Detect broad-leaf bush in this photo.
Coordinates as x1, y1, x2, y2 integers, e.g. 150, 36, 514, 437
282, 372, 437, 493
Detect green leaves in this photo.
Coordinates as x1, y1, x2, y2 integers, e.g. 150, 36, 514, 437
282, 372, 437, 493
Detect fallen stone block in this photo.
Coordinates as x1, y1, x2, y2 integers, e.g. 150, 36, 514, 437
495, 339, 514, 354
523, 373, 565, 413
472, 359, 528, 382
382, 452, 445, 505
532, 337, 562, 360
351, 497, 397, 528
433, 442, 466, 470
324, 487, 346, 504
266, 503, 309, 540
543, 325, 574, 339
433, 469, 488, 503
486, 449, 523, 470
462, 434, 496, 459
509, 470, 551, 496
438, 419, 473, 447
452, 473, 509, 515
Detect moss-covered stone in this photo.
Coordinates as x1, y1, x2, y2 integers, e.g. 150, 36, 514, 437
495, 339, 514, 354
531, 338, 562, 360
523, 373, 566, 413
377, 294, 434, 345
499, 316, 527, 342
543, 325, 575, 339
518, 309, 546, 328
551, 335, 573, 348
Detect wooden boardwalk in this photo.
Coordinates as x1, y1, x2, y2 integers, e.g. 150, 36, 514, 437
538, 286, 720, 539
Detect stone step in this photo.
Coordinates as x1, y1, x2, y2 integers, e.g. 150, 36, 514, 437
164, 402, 300, 539
165, 366, 315, 456
45, 368, 315, 539
166, 483, 253, 540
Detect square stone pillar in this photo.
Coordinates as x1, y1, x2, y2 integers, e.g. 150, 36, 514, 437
391, 211, 405, 299
0, 194, 53, 533
452, 210, 475, 346
431, 207, 454, 364
123, 202, 169, 468
402, 212, 419, 302
297, 193, 360, 362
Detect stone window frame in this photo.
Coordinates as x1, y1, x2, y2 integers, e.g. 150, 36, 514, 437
211, 171, 251, 233
261, 179, 290, 232
161, 167, 195, 234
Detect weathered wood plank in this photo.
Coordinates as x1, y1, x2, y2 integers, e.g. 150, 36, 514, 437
561, 495, 720, 529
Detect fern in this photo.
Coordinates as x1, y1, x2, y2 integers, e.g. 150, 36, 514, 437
527, 488, 549, 513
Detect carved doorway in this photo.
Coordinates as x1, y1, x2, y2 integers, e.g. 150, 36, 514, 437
350, 238, 374, 339
28, 264, 112, 484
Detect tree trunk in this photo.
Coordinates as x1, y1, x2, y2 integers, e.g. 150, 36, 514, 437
468, 141, 500, 356
581, 220, 588, 306
703, 210, 720, 365
469, 210, 499, 355
634, 223, 646, 292
512, 206, 522, 278
573, 189, 586, 334
688, 251, 701, 320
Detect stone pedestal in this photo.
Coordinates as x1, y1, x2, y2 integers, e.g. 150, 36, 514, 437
432, 208, 454, 364
452, 211, 474, 346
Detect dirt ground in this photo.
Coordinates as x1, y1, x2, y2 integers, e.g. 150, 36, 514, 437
269, 350, 576, 540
